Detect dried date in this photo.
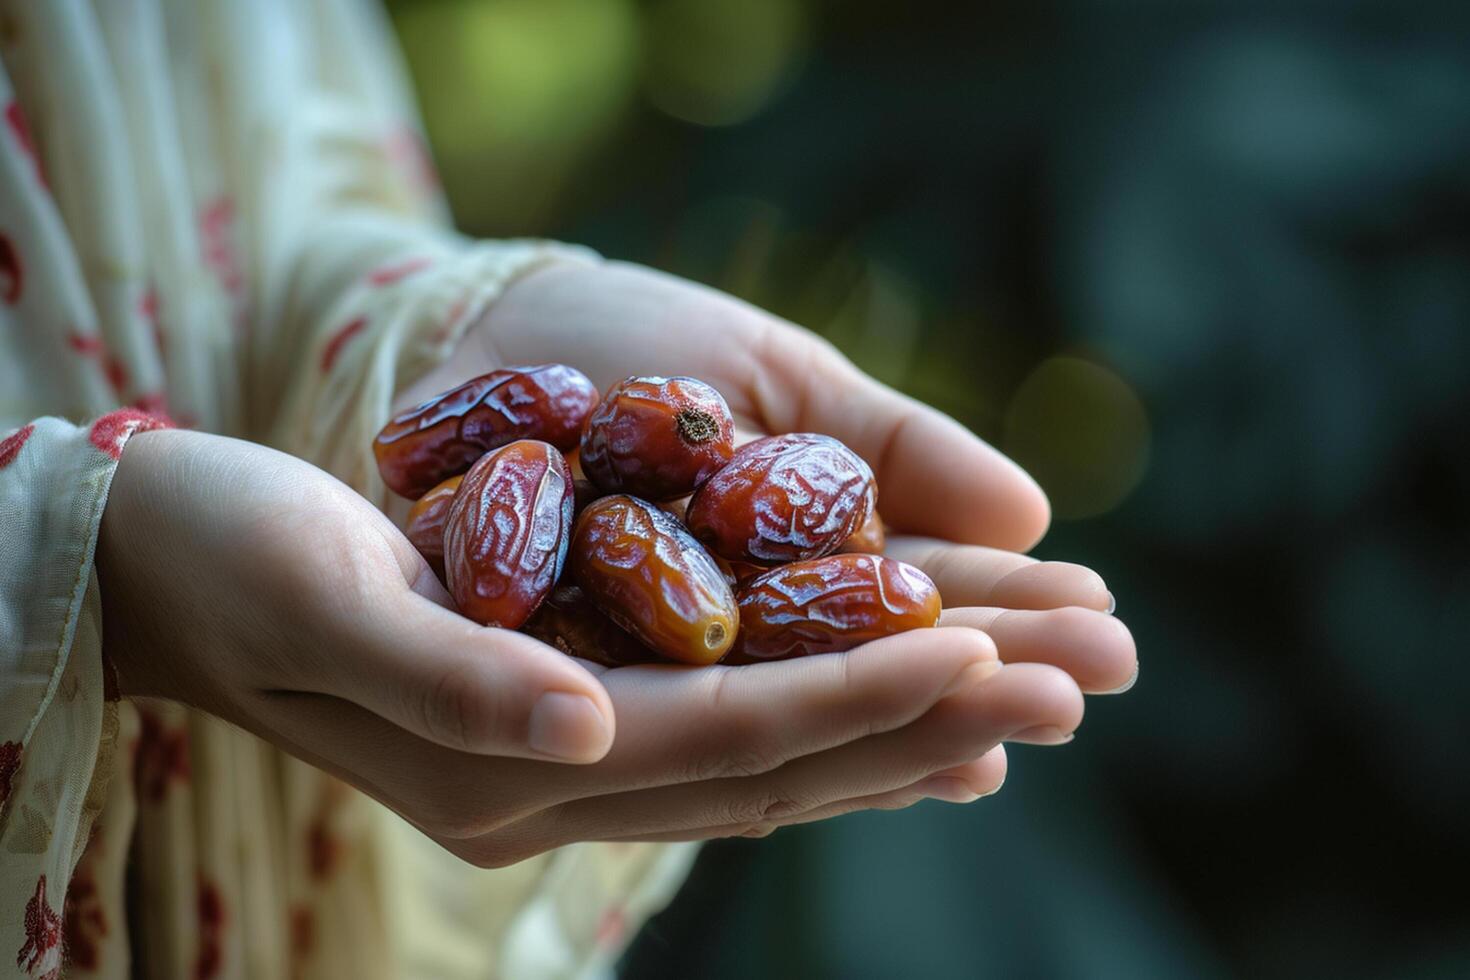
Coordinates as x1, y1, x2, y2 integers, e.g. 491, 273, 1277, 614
374, 364, 598, 498
838, 509, 886, 555
569, 495, 738, 664
685, 433, 876, 564
404, 474, 463, 564
731, 553, 941, 662
579, 376, 735, 500
443, 440, 574, 629
521, 584, 656, 668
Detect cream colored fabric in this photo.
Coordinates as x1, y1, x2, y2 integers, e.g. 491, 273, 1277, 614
0, 1, 695, 976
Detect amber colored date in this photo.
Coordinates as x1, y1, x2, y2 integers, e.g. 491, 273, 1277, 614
838, 509, 886, 555
443, 440, 574, 629
374, 364, 598, 498
404, 474, 463, 562
569, 495, 738, 665
730, 553, 941, 662
521, 584, 656, 668
579, 376, 735, 501
685, 433, 876, 564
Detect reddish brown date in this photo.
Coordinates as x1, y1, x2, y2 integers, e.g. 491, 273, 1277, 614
685, 433, 876, 564
838, 509, 886, 555
443, 440, 574, 629
730, 553, 941, 662
374, 364, 598, 498
569, 495, 738, 664
404, 474, 463, 562
521, 584, 656, 668
579, 376, 735, 500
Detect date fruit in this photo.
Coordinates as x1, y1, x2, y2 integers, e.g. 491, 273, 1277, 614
579, 376, 735, 500
838, 509, 886, 555
685, 433, 876, 564
569, 495, 738, 664
443, 440, 574, 629
731, 553, 941, 662
404, 474, 463, 563
374, 364, 598, 498
522, 584, 656, 668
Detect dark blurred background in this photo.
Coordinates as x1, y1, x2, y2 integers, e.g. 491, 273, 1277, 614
384, 0, 1470, 976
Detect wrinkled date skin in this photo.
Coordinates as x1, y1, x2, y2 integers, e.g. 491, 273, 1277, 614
730, 553, 941, 663
374, 364, 598, 498
443, 440, 574, 629
569, 495, 738, 665
579, 376, 735, 501
521, 584, 656, 668
686, 433, 877, 564
404, 474, 463, 563
838, 509, 886, 555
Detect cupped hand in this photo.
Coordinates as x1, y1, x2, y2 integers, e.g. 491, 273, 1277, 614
97, 422, 1130, 865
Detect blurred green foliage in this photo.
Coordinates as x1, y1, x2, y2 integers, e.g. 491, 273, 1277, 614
386, 0, 1470, 976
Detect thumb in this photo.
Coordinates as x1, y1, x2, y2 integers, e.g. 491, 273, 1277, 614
331, 583, 616, 763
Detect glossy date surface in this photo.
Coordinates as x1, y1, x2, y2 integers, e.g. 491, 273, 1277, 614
443, 440, 574, 629
685, 433, 876, 564
374, 364, 598, 498
838, 509, 886, 555
579, 376, 735, 501
404, 474, 463, 561
568, 495, 738, 665
731, 553, 940, 662
521, 584, 656, 668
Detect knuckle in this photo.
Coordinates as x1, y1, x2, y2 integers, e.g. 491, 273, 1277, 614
687, 742, 777, 783
724, 787, 808, 826
416, 661, 482, 752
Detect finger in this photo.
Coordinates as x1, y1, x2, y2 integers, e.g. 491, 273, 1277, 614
743, 329, 1050, 551
318, 587, 616, 763
253, 627, 1001, 838
885, 535, 1112, 612
602, 745, 1012, 843
939, 606, 1138, 694
492, 662, 1080, 851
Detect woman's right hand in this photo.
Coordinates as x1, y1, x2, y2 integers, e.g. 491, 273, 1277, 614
96, 428, 1131, 865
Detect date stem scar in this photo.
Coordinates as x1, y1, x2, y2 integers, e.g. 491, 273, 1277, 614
676, 408, 720, 444
705, 622, 728, 649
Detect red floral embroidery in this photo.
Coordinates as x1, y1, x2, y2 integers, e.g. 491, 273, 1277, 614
367, 256, 432, 286
17, 876, 61, 976
289, 905, 315, 966
594, 906, 627, 949
5, 101, 46, 187
320, 316, 367, 373
0, 232, 21, 305
199, 197, 244, 312
88, 409, 173, 462
63, 834, 107, 972
306, 820, 341, 882
0, 425, 33, 470
194, 877, 225, 980
65, 332, 103, 355
133, 708, 190, 801
65, 333, 132, 396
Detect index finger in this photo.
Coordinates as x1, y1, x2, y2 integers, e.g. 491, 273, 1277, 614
742, 327, 1051, 551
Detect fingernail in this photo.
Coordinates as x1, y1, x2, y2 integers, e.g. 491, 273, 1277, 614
918, 777, 981, 804
940, 659, 1003, 699
1008, 725, 1075, 745
528, 692, 611, 762
1105, 591, 1117, 615
1100, 663, 1138, 695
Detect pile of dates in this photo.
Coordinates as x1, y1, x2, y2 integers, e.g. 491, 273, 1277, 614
374, 365, 941, 667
